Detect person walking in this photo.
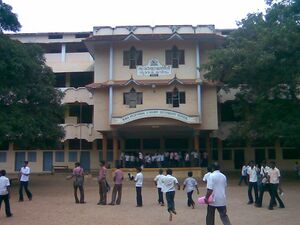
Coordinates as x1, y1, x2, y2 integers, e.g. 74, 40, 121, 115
256, 161, 271, 208
134, 167, 143, 207
109, 164, 124, 205
238, 163, 248, 186
67, 162, 85, 204
205, 163, 231, 225
154, 169, 165, 206
162, 168, 180, 221
183, 171, 199, 209
19, 161, 32, 202
0, 170, 13, 218
247, 161, 258, 204
97, 160, 107, 205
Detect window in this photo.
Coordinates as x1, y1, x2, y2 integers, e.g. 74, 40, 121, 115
282, 148, 300, 159
69, 151, 78, 162
143, 139, 160, 149
55, 73, 66, 87
268, 148, 276, 159
222, 149, 232, 160
55, 151, 65, 162
125, 139, 140, 149
75, 33, 90, 39
48, 34, 63, 39
0, 152, 7, 162
166, 46, 185, 68
28, 152, 37, 162
123, 88, 143, 108
165, 138, 188, 149
69, 139, 93, 150
123, 47, 143, 69
69, 104, 93, 123
166, 87, 186, 107
66, 42, 88, 53
70, 72, 94, 88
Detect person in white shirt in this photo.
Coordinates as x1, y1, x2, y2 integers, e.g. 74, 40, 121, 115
19, 161, 32, 202
162, 168, 180, 221
183, 171, 199, 209
256, 160, 271, 207
134, 167, 143, 207
238, 163, 248, 186
0, 170, 13, 217
268, 161, 285, 210
203, 166, 213, 183
247, 161, 258, 204
205, 163, 231, 225
154, 169, 165, 206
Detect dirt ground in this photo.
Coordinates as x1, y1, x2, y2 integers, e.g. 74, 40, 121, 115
1, 173, 299, 225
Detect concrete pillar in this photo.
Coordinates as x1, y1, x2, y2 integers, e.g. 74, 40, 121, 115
194, 135, 200, 152
113, 136, 119, 166
66, 73, 71, 87
102, 134, 108, 162
61, 43, 66, 62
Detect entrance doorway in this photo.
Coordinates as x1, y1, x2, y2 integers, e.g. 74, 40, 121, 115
15, 152, 26, 171
43, 152, 53, 171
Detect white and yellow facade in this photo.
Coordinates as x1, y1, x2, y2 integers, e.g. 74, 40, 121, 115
1, 25, 298, 173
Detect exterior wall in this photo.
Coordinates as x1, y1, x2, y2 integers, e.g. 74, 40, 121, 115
94, 46, 110, 82
201, 85, 218, 130
61, 87, 94, 105
93, 89, 110, 131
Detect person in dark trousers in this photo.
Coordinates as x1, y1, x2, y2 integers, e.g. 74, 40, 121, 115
183, 171, 199, 209
19, 161, 32, 202
109, 164, 124, 205
67, 162, 85, 203
97, 160, 107, 205
0, 170, 13, 218
238, 163, 248, 186
154, 169, 165, 206
256, 161, 272, 208
247, 161, 258, 204
130, 167, 143, 207
205, 163, 231, 225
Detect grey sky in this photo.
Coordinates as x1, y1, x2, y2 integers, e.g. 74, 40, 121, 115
5, 0, 268, 33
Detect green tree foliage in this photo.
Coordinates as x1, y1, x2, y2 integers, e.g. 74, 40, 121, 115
0, 1, 21, 32
204, 0, 300, 145
0, 34, 65, 149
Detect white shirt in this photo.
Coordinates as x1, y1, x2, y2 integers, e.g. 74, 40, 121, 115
183, 177, 197, 193
154, 174, 165, 188
207, 170, 227, 207
241, 165, 248, 176
268, 167, 280, 184
0, 176, 10, 195
20, 166, 31, 182
203, 172, 211, 182
135, 172, 143, 187
247, 166, 258, 182
162, 174, 178, 193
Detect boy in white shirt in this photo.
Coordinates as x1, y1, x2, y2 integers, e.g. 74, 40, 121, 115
134, 167, 143, 207
19, 161, 32, 202
247, 161, 258, 204
154, 169, 165, 206
183, 171, 199, 209
0, 170, 13, 217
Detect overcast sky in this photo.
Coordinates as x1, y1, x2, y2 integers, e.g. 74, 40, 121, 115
5, 0, 268, 33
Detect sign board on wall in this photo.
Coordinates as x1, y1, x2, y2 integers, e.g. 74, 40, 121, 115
137, 58, 172, 76
111, 109, 200, 125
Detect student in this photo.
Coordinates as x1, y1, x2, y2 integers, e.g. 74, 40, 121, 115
247, 161, 258, 204
97, 160, 107, 205
109, 164, 124, 205
183, 171, 199, 209
203, 166, 213, 183
238, 163, 248, 186
205, 163, 231, 225
256, 160, 271, 207
67, 162, 85, 204
154, 169, 165, 206
19, 161, 32, 202
134, 167, 143, 207
0, 170, 13, 218
162, 168, 180, 221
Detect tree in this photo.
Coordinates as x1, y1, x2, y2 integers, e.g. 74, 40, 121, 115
0, 0, 21, 32
0, 3, 65, 148
204, 0, 300, 145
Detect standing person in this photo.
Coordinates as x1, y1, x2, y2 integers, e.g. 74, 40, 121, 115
268, 161, 285, 210
134, 167, 143, 207
162, 168, 180, 221
67, 162, 85, 204
247, 161, 258, 204
203, 166, 213, 183
238, 163, 248, 186
294, 161, 299, 178
185, 152, 191, 167
0, 170, 13, 217
205, 163, 231, 225
97, 160, 107, 205
183, 171, 199, 209
19, 161, 32, 202
154, 169, 165, 206
109, 165, 124, 205
256, 161, 272, 208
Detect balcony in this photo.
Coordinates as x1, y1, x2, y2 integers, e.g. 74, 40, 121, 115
61, 124, 102, 142
60, 87, 93, 105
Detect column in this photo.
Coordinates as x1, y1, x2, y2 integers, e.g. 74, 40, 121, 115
108, 44, 114, 122
61, 43, 66, 62
113, 136, 119, 167
102, 134, 108, 162
193, 134, 200, 152
196, 43, 202, 120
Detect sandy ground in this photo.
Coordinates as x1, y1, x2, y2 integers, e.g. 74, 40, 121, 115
1, 173, 300, 225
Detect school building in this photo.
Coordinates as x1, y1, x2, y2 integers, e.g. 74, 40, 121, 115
1, 25, 299, 173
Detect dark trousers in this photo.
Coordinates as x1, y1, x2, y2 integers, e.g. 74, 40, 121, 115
248, 182, 258, 203
73, 185, 84, 203
187, 191, 195, 207
256, 183, 271, 206
98, 180, 107, 204
136, 187, 143, 206
0, 194, 12, 217
269, 184, 285, 208
19, 181, 32, 201
206, 205, 231, 225
238, 176, 248, 185
111, 184, 122, 205
166, 191, 175, 212
157, 188, 164, 204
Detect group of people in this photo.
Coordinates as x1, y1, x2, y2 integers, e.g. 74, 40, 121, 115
0, 161, 33, 218
239, 160, 285, 210
120, 151, 209, 168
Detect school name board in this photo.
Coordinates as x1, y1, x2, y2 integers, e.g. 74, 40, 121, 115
111, 109, 200, 125
137, 58, 172, 76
